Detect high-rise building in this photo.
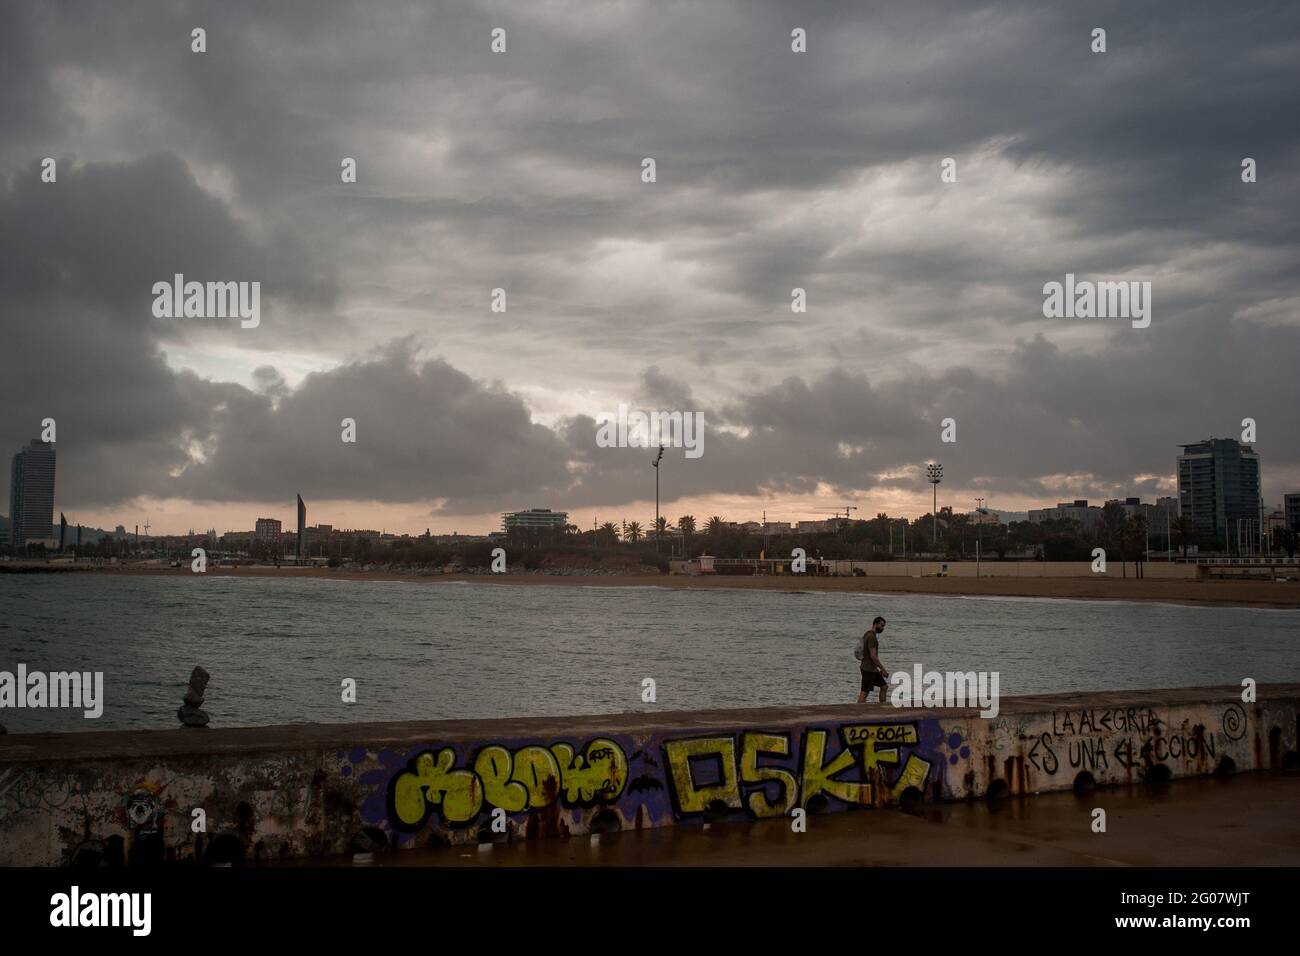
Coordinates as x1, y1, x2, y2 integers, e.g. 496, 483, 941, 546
1027, 500, 1103, 530
1147, 496, 1179, 540
255, 517, 282, 541
795, 519, 838, 533
9, 439, 56, 548
1177, 438, 1261, 544
1264, 507, 1287, 533
296, 495, 306, 560
1285, 494, 1300, 533
501, 508, 568, 534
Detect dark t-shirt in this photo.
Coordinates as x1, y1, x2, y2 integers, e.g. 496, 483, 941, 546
859, 630, 879, 673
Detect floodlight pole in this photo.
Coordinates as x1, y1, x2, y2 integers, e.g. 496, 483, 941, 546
926, 463, 943, 546
653, 446, 665, 554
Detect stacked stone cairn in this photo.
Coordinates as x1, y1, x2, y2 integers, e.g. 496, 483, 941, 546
177, 666, 211, 728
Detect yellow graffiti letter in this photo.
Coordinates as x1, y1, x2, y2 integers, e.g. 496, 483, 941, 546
475, 745, 527, 812
392, 748, 482, 826
664, 737, 742, 814
513, 745, 563, 809
801, 730, 870, 808
890, 754, 933, 801
551, 739, 628, 804
740, 732, 798, 817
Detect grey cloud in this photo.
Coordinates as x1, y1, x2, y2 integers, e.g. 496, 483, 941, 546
172, 341, 576, 505
2, 0, 1298, 521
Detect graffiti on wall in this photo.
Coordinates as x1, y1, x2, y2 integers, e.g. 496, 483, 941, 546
1016, 706, 1233, 779
1051, 707, 1163, 737
0, 767, 76, 817
1221, 704, 1246, 741
347, 703, 1261, 843
989, 716, 1030, 752
662, 724, 933, 818
116, 780, 167, 832
114, 778, 175, 865
357, 719, 943, 837
388, 737, 629, 829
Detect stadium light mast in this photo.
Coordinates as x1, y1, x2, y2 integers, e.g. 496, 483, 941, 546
652, 446, 665, 554
926, 463, 943, 545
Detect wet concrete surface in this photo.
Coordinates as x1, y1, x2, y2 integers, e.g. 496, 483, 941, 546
6, 684, 1291, 760
295, 772, 1299, 867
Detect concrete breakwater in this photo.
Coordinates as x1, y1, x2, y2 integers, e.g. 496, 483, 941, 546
0, 685, 1295, 866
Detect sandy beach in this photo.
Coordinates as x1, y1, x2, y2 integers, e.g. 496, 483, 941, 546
14, 563, 1299, 609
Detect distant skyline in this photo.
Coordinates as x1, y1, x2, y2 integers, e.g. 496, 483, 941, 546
3, 1, 1298, 537
0, 474, 1252, 540
0, 433, 1281, 539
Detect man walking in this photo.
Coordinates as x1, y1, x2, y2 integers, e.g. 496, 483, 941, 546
855, 616, 890, 703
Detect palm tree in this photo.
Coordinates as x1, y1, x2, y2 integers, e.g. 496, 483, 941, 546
1173, 516, 1195, 559
1277, 527, 1298, 561
1125, 514, 1148, 577
654, 516, 669, 538
626, 521, 643, 542
598, 521, 619, 546
678, 515, 695, 556
706, 515, 726, 535
1113, 514, 1146, 578
1101, 501, 1125, 551
948, 511, 970, 555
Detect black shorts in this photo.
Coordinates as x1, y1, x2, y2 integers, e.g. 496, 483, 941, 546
860, 669, 886, 692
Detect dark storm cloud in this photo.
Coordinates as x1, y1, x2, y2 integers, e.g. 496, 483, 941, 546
170, 341, 575, 504
0, 0, 65, 150
2, 0, 1298, 517
0, 152, 338, 505
543, 311, 1300, 515
0, 153, 333, 327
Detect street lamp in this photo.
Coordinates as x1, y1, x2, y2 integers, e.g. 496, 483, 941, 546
652, 446, 665, 554
926, 463, 943, 545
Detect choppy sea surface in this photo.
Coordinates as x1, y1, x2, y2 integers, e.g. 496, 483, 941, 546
0, 574, 1296, 732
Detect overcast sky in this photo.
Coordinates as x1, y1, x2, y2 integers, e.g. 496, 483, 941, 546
3, 0, 1297, 535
